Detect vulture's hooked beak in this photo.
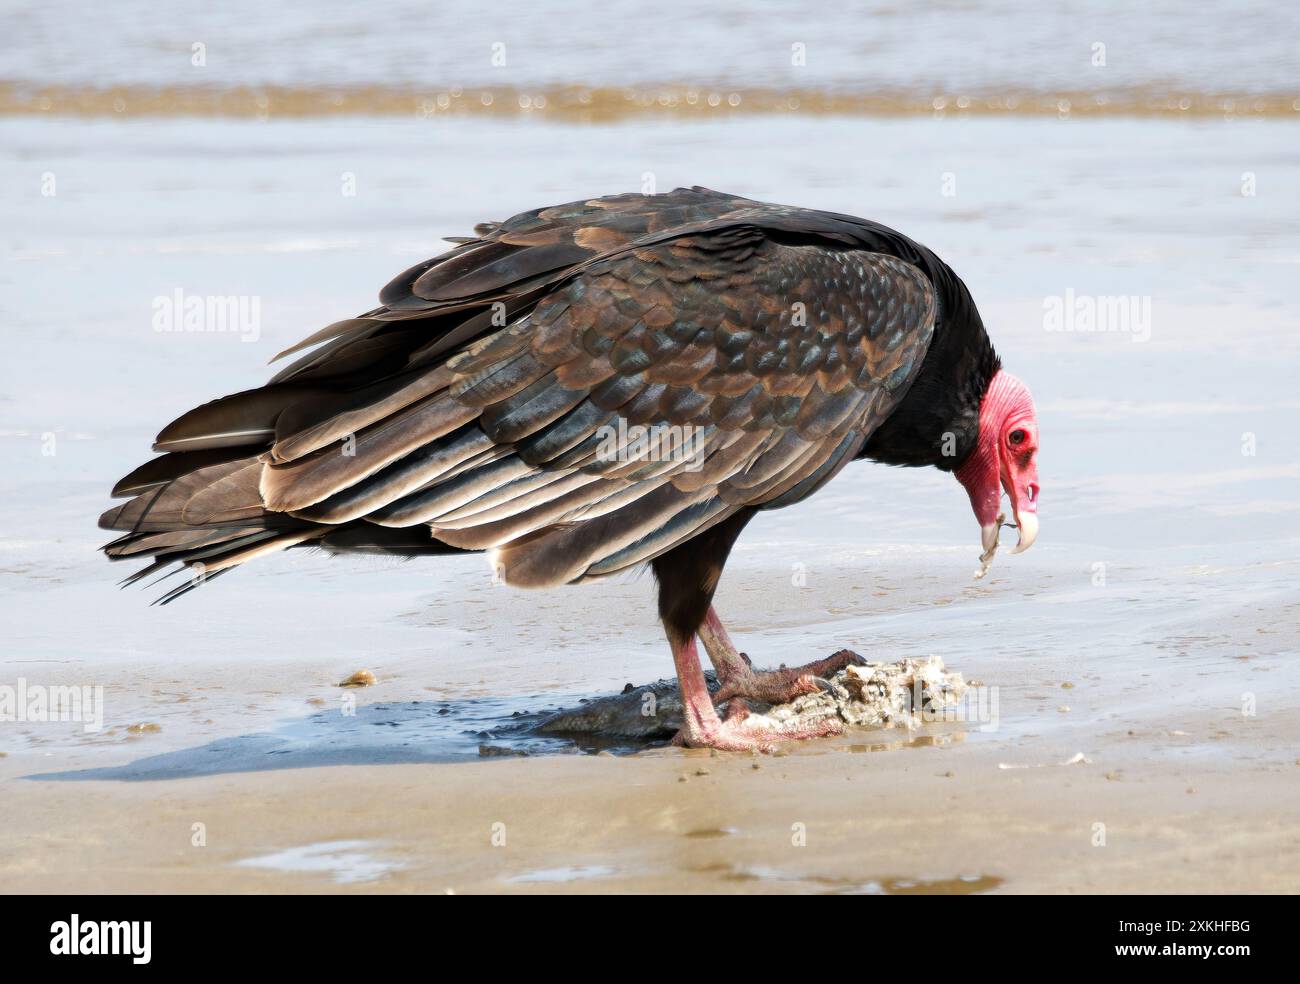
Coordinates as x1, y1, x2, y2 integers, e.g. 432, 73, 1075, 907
969, 465, 1038, 578
1004, 470, 1039, 554
963, 437, 1039, 562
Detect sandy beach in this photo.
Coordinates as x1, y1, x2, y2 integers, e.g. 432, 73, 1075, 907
6, 676, 1299, 893
3, 3, 1299, 895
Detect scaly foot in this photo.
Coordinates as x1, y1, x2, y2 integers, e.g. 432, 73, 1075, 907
665, 621, 847, 753
697, 606, 866, 706
711, 648, 866, 706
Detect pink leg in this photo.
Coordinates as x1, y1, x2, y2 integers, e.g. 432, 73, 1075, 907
698, 606, 864, 706
670, 633, 844, 752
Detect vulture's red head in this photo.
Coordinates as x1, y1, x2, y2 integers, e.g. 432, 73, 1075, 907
955, 370, 1040, 559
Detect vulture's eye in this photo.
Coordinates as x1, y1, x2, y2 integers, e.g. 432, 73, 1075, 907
1008, 429, 1026, 446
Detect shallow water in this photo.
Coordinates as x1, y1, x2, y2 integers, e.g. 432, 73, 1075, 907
4, 1, 1298, 104
2, 97, 1298, 779
234, 840, 405, 885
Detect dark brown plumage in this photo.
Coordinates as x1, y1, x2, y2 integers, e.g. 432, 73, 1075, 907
101, 187, 1008, 748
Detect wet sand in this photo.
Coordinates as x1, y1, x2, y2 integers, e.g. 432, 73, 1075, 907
5, 698, 1299, 894
4, 540, 1299, 893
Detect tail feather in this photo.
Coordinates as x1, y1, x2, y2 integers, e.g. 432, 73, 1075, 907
99, 458, 271, 533
111, 448, 254, 498
103, 460, 476, 601
104, 528, 255, 559
153, 385, 327, 453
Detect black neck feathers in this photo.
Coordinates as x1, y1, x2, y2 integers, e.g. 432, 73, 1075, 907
860, 255, 999, 471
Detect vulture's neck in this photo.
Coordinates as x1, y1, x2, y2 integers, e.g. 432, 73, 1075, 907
859, 264, 1000, 472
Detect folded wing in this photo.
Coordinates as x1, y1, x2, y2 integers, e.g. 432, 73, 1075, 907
101, 189, 937, 598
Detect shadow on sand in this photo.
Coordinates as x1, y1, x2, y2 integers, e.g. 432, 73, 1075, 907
24, 694, 660, 782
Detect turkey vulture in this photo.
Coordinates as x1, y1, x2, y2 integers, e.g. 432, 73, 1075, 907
101, 187, 1040, 751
